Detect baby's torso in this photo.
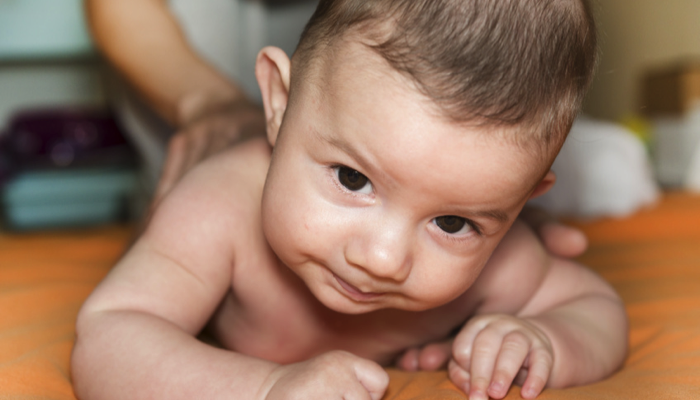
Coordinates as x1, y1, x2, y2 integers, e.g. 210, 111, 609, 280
190, 140, 476, 365
206, 221, 479, 366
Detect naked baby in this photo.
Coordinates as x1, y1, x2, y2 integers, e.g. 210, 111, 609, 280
72, 1, 628, 399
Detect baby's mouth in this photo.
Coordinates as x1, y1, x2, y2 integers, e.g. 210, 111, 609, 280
334, 274, 383, 301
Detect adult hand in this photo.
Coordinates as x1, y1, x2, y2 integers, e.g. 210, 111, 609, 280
153, 99, 266, 205
518, 205, 588, 259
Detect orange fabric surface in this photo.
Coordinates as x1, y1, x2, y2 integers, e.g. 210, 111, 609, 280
1, 192, 700, 398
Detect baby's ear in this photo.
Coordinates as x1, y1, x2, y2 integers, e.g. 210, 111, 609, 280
256, 46, 291, 146
529, 170, 556, 199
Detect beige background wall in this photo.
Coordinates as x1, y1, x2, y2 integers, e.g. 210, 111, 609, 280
583, 0, 700, 121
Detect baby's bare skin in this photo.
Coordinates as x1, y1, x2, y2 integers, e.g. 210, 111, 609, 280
73, 139, 614, 400
72, 43, 627, 400
194, 141, 543, 366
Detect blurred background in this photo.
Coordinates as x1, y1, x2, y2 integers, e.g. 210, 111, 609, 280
0, 0, 99, 124
0, 0, 134, 230
1, 0, 700, 230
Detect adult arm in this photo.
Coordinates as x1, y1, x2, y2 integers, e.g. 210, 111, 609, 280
85, 0, 266, 201
85, 0, 244, 125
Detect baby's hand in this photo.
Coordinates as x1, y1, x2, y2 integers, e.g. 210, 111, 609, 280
261, 350, 389, 400
449, 314, 553, 400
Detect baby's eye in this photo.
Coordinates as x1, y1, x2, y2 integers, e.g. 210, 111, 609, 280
336, 166, 372, 194
434, 215, 471, 234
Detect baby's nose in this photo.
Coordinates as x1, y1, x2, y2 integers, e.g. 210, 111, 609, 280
345, 225, 412, 282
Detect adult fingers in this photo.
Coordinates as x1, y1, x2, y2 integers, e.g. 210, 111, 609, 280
153, 133, 189, 203
181, 126, 210, 175
519, 205, 587, 258
539, 222, 588, 258
155, 124, 214, 205
487, 331, 531, 399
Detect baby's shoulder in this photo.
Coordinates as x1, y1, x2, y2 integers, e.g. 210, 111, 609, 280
470, 219, 552, 314
191, 137, 272, 195
146, 138, 272, 254
167, 138, 270, 213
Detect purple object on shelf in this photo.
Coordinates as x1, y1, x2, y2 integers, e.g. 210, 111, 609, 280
0, 108, 136, 183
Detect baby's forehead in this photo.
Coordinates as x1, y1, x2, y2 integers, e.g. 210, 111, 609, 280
296, 36, 559, 159
295, 37, 443, 125
287, 38, 560, 200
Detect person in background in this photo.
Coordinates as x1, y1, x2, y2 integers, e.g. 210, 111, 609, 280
85, 0, 319, 204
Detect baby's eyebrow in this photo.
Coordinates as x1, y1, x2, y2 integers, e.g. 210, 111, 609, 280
468, 209, 509, 224
316, 131, 359, 159
316, 131, 375, 168
315, 131, 400, 190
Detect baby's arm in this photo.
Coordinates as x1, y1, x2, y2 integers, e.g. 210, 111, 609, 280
449, 221, 627, 400
71, 141, 387, 400
72, 143, 275, 399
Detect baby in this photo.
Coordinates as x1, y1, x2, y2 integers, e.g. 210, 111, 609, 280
72, 1, 627, 399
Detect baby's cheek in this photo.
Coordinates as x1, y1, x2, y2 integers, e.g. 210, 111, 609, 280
412, 266, 480, 307
261, 206, 298, 266
263, 198, 333, 268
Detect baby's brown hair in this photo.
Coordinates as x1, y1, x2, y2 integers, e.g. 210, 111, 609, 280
292, 0, 597, 152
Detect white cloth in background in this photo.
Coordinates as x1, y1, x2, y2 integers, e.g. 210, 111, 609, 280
686, 141, 700, 191
169, 0, 318, 102
529, 117, 660, 218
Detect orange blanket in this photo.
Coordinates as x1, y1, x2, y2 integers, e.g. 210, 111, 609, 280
2, 192, 700, 399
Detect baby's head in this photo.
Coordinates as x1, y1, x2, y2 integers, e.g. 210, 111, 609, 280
256, 0, 597, 314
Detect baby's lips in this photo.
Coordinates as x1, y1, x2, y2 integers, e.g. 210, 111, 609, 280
334, 274, 382, 300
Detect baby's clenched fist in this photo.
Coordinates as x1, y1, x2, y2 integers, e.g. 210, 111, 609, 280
260, 350, 389, 400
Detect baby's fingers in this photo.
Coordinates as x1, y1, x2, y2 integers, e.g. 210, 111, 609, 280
396, 347, 421, 371
488, 332, 531, 399
520, 346, 553, 399
451, 317, 493, 369
395, 340, 452, 371
353, 358, 390, 400
468, 331, 506, 400
450, 319, 494, 398
448, 359, 471, 393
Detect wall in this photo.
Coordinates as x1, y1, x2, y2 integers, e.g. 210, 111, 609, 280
583, 0, 700, 121
0, 62, 105, 128
0, 0, 103, 129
